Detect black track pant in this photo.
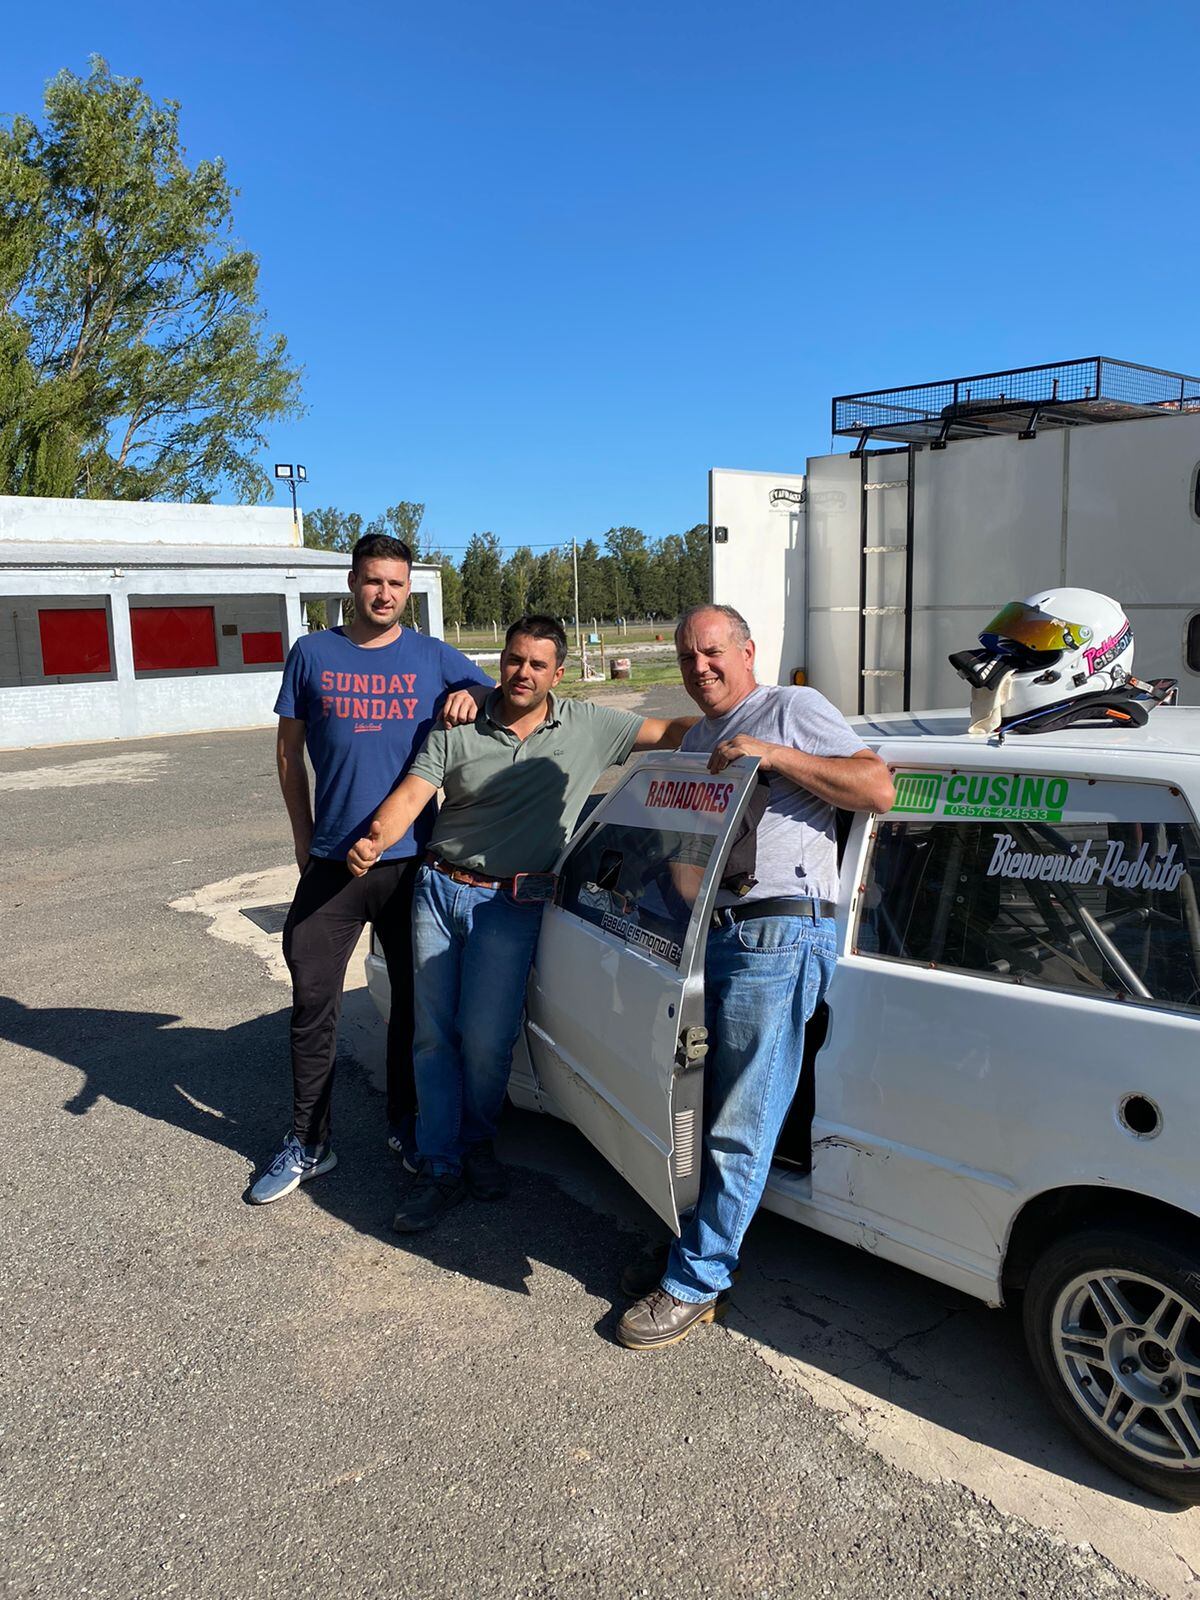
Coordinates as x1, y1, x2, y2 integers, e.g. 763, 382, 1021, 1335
281, 855, 418, 1147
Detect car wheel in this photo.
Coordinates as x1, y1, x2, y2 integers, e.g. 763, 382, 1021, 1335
1023, 1227, 1200, 1504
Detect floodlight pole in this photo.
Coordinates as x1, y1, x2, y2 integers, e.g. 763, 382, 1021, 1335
273, 463, 307, 544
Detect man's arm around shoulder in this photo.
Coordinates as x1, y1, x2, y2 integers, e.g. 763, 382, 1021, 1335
632, 713, 700, 750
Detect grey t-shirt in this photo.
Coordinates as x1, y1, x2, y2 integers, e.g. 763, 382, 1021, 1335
680, 684, 867, 904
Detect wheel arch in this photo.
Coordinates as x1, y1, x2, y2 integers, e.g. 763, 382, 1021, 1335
1002, 1185, 1200, 1302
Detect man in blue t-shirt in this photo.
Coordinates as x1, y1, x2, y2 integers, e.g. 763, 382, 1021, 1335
249, 533, 491, 1205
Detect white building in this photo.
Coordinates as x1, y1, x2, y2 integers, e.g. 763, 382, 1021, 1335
0, 495, 445, 750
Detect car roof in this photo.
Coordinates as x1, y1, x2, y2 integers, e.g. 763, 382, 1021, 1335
851, 704, 1200, 761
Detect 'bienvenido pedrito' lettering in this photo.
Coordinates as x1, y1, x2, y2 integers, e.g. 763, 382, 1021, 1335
986, 833, 1186, 893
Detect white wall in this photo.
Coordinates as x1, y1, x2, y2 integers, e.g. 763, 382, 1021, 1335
0, 494, 300, 548
0, 674, 286, 748
709, 468, 806, 685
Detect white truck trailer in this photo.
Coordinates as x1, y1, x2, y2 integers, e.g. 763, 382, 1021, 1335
710, 356, 1200, 714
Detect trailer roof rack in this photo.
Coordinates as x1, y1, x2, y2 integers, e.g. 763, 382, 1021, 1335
833, 357, 1200, 450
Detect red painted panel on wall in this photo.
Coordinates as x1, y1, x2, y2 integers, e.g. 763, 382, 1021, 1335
130, 606, 218, 671
241, 630, 284, 665
38, 608, 112, 676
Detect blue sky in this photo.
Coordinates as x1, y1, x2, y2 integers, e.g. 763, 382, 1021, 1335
4, 1, 1199, 557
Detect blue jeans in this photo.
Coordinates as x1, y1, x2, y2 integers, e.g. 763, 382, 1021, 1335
411, 864, 545, 1175
662, 913, 837, 1304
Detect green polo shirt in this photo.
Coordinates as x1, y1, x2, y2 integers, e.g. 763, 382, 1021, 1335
408, 690, 642, 876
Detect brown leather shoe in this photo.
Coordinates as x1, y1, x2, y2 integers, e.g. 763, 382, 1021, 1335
616, 1287, 724, 1350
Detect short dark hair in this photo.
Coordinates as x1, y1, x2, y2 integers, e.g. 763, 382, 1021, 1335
504, 613, 567, 667
351, 533, 413, 572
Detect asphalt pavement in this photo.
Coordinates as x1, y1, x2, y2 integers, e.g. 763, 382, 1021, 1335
0, 714, 1189, 1599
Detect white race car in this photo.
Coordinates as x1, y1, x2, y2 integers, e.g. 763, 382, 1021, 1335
369, 706, 1200, 1503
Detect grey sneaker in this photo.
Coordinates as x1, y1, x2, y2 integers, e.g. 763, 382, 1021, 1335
249, 1133, 337, 1205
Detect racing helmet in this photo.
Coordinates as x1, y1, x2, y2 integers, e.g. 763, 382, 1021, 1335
950, 587, 1136, 734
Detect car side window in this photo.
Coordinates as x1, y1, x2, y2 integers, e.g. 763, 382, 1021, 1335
856, 787, 1200, 1017
556, 819, 714, 970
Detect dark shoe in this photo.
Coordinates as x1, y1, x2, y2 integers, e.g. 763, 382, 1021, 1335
391, 1165, 466, 1233
620, 1240, 671, 1298
616, 1288, 724, 1351
620, 1241, 741, 1299
463, 1140, 509, 1201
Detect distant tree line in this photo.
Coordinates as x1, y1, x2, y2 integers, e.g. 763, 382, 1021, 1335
304, 503, 711, 630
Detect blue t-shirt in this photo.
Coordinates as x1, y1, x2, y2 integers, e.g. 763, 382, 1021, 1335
274, 628, 491, 862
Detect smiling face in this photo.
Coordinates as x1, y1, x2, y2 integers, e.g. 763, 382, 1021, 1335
499, 630, 564, 717
349, 557, 411, 633
676, 608, 757, 717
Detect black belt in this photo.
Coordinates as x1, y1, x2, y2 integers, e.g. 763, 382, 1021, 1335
711, 895, 836, 928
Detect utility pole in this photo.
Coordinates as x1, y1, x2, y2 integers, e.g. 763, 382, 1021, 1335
571, 537, 583, 668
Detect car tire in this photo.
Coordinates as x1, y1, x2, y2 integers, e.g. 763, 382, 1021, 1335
1023, 1226, 1200, 1504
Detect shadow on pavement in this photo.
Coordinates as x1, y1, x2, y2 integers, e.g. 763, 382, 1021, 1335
0, 989, 1177, 1512
0, 992, 628, 1309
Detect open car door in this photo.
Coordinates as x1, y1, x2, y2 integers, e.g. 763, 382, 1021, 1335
524, 752, 761, 1233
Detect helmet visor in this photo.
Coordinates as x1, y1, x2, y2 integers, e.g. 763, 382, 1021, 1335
980, 601, 1092, 656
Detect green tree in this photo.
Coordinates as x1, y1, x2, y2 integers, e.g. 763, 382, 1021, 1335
302, 505, 363, 553
574, 538, 606, 623
500, 545, 537, 620
425, 550, 464, 630
365, 500, 424, 556
0, 57, 302, 502
679, 522, 711, 610
0, 115, 89, 494
645, 533, 685, 619
528, 547, 572, 619
604, 526, 650, 617
459, 531, 502, 626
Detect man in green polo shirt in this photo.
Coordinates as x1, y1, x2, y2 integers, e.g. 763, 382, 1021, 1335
347, 613, 695, 1230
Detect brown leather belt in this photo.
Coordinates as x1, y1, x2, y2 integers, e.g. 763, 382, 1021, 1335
425, 851, 515, 889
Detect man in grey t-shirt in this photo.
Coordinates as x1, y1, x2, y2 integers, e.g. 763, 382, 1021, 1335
617, 604, 895, 1351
